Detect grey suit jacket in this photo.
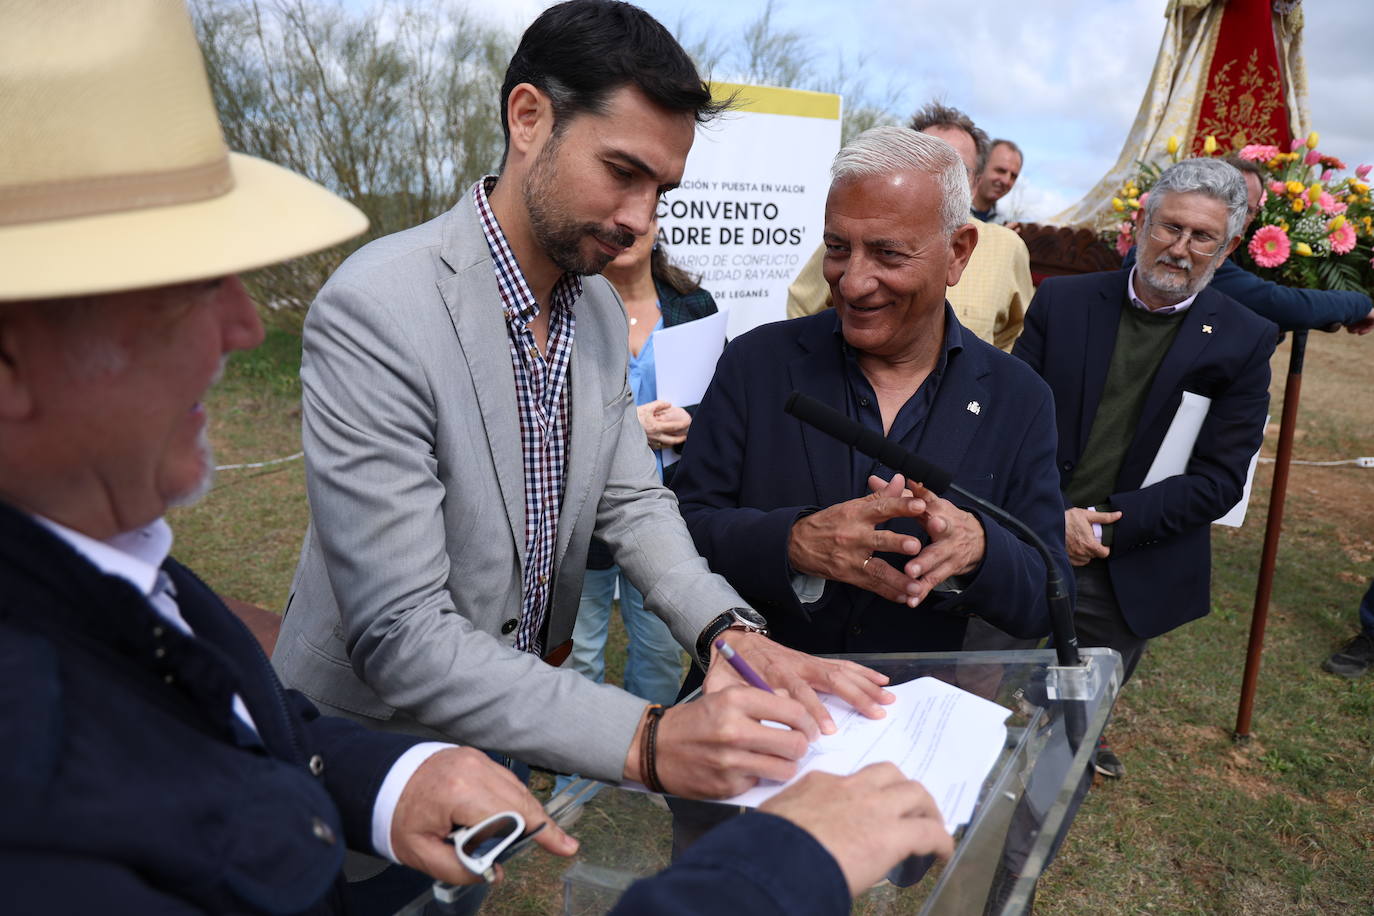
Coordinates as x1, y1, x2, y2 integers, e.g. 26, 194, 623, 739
273, 192, 742, 781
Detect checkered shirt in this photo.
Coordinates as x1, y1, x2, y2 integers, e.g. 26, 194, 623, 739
472, 177, 579, 655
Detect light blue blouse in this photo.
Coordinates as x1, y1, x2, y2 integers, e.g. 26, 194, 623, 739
627, 309, 666, 478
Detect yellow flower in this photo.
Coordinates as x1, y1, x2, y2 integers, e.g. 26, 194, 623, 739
1354, 181, 1370, 195
1129, 198, 1142, 209
1292, 198, 1306, 212
1166, 135, 1180, 155
1286, 180, 1306, 196
1203, 135, 1218, 155
1329, 214, 1346, 231
1295, 242, 1313, 256
1279, 220, 1290, 232
1309, 183, 1324, 203
1306, 131, 1320, 149
1112, 197, 1125, 212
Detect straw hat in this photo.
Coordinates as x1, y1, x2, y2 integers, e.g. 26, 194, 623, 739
0, 0, 368, 301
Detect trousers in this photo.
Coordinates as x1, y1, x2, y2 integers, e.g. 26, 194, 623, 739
1072, 563, 1148, 684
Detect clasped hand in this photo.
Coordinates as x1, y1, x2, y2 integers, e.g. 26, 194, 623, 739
637, 399, 690, 451
787, 473, 986, 607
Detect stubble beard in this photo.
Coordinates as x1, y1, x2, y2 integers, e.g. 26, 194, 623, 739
522, 135, 633, 276
1140, 250, 1223, 303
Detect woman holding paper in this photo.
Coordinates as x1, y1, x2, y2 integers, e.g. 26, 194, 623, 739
570, 216, 720, 707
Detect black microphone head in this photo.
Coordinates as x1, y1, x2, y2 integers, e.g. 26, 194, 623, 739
785, 390, 953, 493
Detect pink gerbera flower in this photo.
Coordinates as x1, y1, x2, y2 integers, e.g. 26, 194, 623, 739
1249, 225, 1291, 268
1269, 180, 1287, 195
1329, 221, 1357, 255
1116, 225, 1133, 257
1240, 144, 1281, 162
1318, 192, 1337, 213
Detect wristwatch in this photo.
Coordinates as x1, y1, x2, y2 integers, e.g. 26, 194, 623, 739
695, 607, 769, 669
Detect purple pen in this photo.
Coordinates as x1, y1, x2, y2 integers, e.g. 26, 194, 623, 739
714, 638, 773, 692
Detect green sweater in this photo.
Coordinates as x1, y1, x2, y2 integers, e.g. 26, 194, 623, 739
1065, 302, 1187, 542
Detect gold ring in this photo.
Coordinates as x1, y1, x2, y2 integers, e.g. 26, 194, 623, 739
862, 554, 874, 571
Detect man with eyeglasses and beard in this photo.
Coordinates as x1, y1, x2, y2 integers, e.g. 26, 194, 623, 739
1012, 158, 1276, 780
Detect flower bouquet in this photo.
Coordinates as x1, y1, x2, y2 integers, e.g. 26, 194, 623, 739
1234, 136, 1373, 294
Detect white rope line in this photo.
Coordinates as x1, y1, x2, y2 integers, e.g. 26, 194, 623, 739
1257, 456, 1373, 467
214, 451, 304, 472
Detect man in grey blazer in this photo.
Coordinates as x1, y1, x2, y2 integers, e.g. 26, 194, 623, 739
275, 0, 890, 811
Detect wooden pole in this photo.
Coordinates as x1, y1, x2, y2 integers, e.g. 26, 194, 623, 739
1235, 329, 1307, 739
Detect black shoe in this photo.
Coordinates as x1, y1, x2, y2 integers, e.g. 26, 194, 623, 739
1322, 632, 1374, 678
1093, 738, 1124, 779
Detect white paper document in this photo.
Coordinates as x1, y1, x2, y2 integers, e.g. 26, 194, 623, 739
722, 677, 1010, 833
1213, 424, 1266, 528
653, 310, 728, 410
1142, 391, 1211, 487
1140, 391, 1264, 527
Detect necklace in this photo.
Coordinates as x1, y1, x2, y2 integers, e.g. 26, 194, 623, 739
629, 316, 638, 326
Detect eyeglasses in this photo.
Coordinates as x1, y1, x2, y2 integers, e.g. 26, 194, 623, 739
1147, 221, 1224, 256
442, 811, 544, 885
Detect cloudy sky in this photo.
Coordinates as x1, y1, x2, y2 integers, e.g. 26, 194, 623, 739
470, 0, 1373, 223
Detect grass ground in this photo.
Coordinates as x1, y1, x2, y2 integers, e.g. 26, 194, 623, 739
173, 326, 1374, 914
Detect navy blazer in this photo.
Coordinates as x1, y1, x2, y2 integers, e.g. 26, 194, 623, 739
672, 309, 1066, 655
615, 812, 848, 914
1013, 270, 1276, 638
0, 502, 420, 914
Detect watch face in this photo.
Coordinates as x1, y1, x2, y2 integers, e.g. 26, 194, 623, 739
732, 607, 768, 628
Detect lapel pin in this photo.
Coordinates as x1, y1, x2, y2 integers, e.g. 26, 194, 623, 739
1202, 324, 1213, 334
966, 400, 981, 415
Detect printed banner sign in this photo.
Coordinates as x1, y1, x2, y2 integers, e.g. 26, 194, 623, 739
658, 82, 842, 339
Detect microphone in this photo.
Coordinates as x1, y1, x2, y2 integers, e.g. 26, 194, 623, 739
785, 391, 954, 493
784, 391, 1080, 667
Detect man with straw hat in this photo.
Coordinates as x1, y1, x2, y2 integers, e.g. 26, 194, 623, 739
0, 0, 585, 908
0, 1, 950, 911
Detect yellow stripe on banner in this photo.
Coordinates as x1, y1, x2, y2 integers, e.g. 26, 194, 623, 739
709, 81, 841, 121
